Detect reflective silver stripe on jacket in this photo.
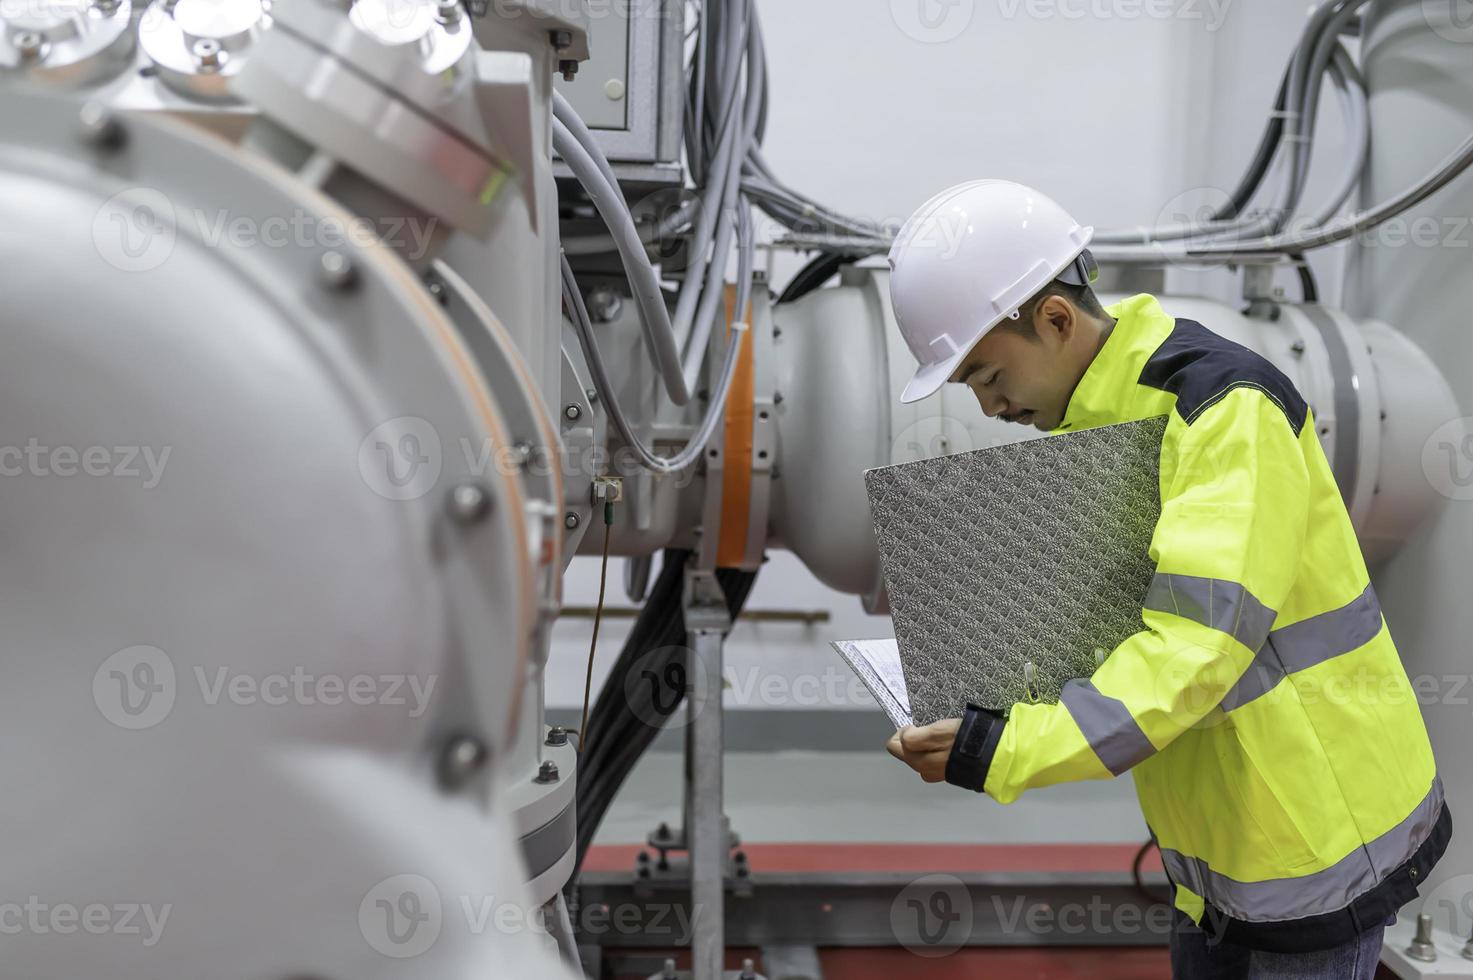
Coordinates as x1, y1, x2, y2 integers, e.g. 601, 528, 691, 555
1145, 573, 1277, 654
1159, 778, 1445, 923
1060, 678, 1155, 775
1219, 584, 1385, 712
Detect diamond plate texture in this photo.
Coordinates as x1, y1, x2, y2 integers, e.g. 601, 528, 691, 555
863, 416, 1167, 725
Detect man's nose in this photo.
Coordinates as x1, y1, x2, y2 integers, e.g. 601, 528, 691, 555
973, 386, 1007, 418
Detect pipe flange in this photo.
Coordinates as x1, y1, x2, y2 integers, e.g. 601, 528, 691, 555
138, 0, 272, 103
232, 0, 514, 237
0, 0, 135, 87
348, 0, 470, 75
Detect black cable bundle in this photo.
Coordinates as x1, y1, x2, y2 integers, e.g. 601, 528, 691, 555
778, 251, 854, 305
571, 549, 761, 874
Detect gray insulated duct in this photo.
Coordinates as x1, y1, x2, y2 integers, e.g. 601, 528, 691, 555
769, 266, 1457, 614
1345, 0, 1473, 942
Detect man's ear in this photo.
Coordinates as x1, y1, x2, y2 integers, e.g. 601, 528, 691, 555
1033, 294, 1076, 348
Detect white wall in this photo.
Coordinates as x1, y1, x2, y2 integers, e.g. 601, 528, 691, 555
548, 0, 1361, 719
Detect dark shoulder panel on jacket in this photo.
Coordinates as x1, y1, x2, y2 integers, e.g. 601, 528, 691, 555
1138, 318, 1309, 436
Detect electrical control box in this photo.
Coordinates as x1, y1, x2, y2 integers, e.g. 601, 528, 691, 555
554, 0, 684, 181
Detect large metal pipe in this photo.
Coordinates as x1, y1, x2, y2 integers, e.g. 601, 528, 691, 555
1347, 0, 1473, 942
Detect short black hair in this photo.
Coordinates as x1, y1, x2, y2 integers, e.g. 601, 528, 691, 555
1000, 279, 1109, 338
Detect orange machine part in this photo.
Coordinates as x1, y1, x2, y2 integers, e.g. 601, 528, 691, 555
716, 285, 756, 569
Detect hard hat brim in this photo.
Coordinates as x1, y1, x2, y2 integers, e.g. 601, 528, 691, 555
896, 228, 1095, 405
900, 350, 969, 404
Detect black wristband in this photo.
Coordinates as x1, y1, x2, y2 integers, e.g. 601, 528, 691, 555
945, 703, 1006, 793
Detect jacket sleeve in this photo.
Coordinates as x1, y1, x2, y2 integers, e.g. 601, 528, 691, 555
976, 388, 1311, 804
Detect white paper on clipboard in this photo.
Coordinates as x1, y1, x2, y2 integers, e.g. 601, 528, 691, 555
830, 638, 913, 728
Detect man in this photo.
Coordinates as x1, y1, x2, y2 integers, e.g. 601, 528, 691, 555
882, 179, 1450, 978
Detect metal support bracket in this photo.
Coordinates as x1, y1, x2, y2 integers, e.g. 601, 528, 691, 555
683, 564, 732, 980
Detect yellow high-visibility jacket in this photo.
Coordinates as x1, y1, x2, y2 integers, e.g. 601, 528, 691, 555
948, 294, 1449, 953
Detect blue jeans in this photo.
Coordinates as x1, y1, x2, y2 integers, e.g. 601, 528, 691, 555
1168, 910, 1388, 979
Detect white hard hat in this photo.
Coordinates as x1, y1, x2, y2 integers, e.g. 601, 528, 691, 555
887, 179, 1095, 404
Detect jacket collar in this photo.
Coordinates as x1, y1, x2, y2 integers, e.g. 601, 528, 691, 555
1052, 293, 1176, 433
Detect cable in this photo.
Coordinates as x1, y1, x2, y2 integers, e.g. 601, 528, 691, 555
571, 551, 762, 876
778, 251, 853, 304
561, 253, 746, 475
553, 118, 692, 407
577, 500, 615, 754
1132, 839, 1172, 906
1094, 1, 1371, 248
1305, 44, 1368, 229
1163, 128, 1473, 260
1216, 66, 1291, 222
670, 0, 751, 357
1293, 254, 1320, 303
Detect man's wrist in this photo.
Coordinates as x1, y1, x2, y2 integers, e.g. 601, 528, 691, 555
945, 703, 1006, 793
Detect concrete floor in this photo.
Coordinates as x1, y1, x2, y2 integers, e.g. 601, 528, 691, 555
594, 748, 1149, 847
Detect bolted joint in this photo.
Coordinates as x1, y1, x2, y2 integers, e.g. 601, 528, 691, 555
563, 403, 582, 422
437, 734, 488, 790
512, 441, 534, 471
424, 272, 450, 306
14, 31, 46, 61
192, 38, 224, 71
78, 103, 126, 150
318, 250, 358, 291
446, 482, 492, 525
586, 286, 623, 323
535, 760, 560, 783
1407, 913, 1438, 963
564, 512, 580, 530
550, 29, 573, 49
544, 726, 569, 746
558, 59, 578, 82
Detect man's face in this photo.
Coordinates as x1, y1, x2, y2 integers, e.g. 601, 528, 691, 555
945, 297, 1085, 431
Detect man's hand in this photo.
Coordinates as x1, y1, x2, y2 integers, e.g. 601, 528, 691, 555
885, 718, 961, 783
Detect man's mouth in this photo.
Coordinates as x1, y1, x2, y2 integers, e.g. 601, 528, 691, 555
1003, 410, 1034, 425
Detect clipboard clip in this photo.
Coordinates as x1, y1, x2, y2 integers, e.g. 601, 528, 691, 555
1022, 661, 1041, 704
